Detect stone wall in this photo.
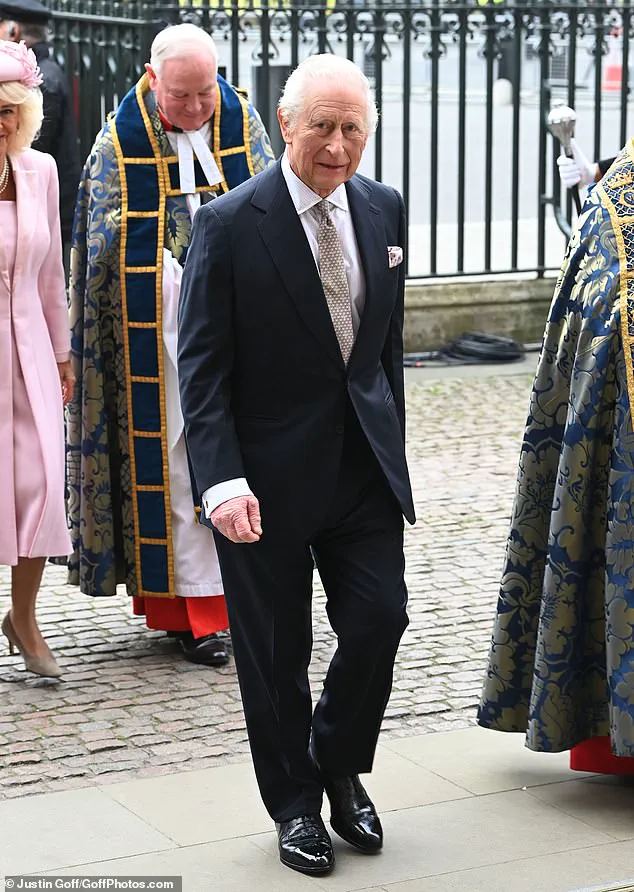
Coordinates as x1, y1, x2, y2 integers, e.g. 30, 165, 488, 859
403, 276, 556, 352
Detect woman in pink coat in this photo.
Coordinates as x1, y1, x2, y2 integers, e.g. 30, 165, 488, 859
0, 40, 75, 678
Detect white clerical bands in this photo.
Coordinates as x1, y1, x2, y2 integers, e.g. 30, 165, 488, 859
175, 128, 222, 216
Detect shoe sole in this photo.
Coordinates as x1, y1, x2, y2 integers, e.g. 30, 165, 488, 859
185, 656, 230, 667
330, 820, 382, 854
279, 854, 335, 875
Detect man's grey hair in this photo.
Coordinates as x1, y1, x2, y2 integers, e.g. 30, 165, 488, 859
278, 55, 378, 134
150, 23, 218, 76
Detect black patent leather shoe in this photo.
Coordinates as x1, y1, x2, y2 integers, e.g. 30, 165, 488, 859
323, 774, 383, 853
276, 814, 334, 875
177, 632, 230, 666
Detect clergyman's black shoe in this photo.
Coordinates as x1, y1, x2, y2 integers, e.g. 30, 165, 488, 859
276, 814, 334, 875
176, 632, 230, 667
323, 774, 383, 853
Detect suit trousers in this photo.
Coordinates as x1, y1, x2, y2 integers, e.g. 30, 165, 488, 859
213, 411, 408, 822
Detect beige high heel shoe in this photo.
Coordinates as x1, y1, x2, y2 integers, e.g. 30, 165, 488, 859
1, 612, 63, 678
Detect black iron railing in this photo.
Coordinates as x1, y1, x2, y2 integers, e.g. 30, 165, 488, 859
46, 1, 634, 278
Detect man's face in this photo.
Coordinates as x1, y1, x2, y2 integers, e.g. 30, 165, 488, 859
278, 80, 369, 198
146, 53, 217, 132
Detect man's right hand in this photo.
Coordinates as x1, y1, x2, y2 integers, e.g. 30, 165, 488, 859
210, 495, 262, 543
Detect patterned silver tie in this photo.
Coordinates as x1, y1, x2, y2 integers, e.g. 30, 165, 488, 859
315, 199, 355, 364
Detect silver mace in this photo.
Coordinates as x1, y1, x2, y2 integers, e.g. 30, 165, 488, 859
547, 101, 582, 213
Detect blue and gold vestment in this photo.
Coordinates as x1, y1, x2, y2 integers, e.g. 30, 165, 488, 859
65, 73, 275, 600
478, 142, 634, 756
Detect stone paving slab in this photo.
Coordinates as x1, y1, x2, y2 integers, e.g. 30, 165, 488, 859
0, 372, 534, 798
5, 727, 633, 892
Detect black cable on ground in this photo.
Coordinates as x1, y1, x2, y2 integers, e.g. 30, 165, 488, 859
403, 332, 530, 367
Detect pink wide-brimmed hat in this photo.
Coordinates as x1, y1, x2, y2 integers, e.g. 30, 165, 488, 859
0, 40, 42, 88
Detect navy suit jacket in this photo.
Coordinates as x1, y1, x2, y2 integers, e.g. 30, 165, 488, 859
178, 160, 415, 538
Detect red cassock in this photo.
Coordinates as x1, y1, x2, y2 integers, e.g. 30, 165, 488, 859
132, 595, 229, 639
571, 739, 634, 775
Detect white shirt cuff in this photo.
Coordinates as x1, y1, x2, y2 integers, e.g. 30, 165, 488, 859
202, 478, 253, 519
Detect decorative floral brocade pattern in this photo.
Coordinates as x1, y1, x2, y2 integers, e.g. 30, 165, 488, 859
66, 123, 134, 597
478, 146, 634, 755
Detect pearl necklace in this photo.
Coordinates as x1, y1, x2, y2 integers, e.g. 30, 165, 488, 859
0, 157, 10, 195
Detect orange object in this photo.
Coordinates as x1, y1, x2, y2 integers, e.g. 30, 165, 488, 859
603, 38, 625, 92
603, 62, 624, 91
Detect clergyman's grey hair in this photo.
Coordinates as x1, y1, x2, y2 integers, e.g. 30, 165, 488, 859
150, 23, 218, 75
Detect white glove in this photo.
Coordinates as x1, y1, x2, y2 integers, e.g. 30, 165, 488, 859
556, 138, 595, 189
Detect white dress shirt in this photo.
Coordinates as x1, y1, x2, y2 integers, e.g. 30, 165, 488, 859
280, 151, 366, 332
202, 150, 365, 519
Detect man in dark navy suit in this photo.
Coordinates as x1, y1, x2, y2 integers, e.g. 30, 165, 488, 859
178, 53, 415, 877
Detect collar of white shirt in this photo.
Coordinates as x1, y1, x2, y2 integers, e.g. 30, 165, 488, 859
281, 150, 349, 217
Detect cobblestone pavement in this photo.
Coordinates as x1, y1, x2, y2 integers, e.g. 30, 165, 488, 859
0, 372, 533, 799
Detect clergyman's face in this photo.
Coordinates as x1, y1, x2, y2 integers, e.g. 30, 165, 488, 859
278, 80, 369, 198
146, 52, 217, 132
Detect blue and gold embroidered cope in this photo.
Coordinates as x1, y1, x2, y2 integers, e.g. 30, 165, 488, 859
477, 142, 634, 757
65, 71, 274, 604
110, 74, 255, 599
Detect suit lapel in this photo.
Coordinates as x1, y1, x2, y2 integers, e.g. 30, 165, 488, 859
254, 164, 345, 368
11, 154, 36, 279
254, 166, 390, 368
345, 176, 389, 362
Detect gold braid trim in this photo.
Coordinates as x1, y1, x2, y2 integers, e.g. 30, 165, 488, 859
598, 139, 634, 424
111, 74, 175, 598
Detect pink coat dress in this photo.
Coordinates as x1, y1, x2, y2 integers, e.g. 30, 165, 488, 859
0, 149, 72, 565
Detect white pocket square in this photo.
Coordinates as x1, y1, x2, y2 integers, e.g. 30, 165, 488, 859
388, 246, 403, 268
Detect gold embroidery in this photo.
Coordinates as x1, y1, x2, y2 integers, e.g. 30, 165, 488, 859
213, 82, 228, 192
109, 75, 254, 597
238, 89, 256, 177
599, 138, 634, 426
110, 117, 149, 596
112, 81, 173, 597
126, 212, 160, 220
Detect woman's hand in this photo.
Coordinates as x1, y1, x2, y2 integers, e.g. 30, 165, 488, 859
57, 360, 76, 406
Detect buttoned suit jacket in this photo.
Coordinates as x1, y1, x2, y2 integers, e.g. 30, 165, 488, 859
178, 159, 415, 539
0, 149, 71, 564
